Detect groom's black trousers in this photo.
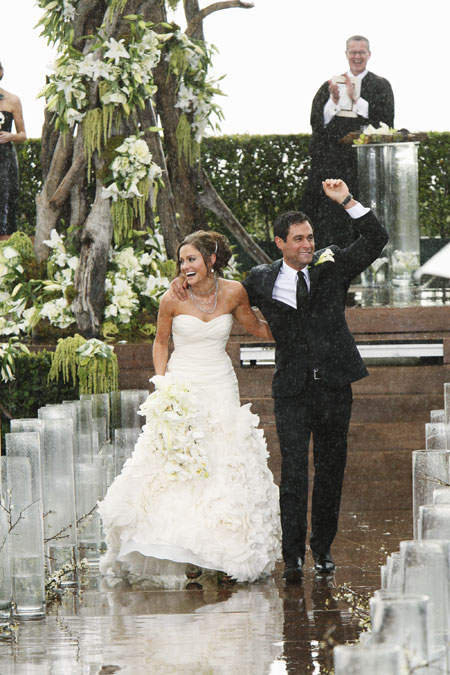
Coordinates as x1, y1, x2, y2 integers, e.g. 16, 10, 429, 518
274, 376, 353, 562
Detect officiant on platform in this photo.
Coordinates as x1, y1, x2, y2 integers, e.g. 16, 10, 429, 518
300, 35, 394, 249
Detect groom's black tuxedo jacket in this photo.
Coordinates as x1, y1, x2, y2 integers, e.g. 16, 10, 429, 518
242, 211, 388, 398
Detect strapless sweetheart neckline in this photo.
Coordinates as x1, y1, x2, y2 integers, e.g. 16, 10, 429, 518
174, 313, 232, 324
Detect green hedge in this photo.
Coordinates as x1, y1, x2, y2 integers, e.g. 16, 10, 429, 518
0, 350, 78, 448
418, 132, 450, 239
16, 139, 42, 237
16, 132, 450, 252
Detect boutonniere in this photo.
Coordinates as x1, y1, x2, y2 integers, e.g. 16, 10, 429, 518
0, 112, 5, 129
309, 249, 335, 268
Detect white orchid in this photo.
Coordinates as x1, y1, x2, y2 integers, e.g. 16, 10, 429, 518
139, 374, 209, 481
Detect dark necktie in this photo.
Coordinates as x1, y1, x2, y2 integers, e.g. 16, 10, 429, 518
296, 271, 308, 309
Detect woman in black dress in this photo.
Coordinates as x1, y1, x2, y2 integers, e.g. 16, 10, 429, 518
0, 60, 26, 236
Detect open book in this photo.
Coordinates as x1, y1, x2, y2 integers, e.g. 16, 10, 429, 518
332, 75, 361, 117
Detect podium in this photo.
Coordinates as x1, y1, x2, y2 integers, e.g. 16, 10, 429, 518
355, 142, 420, 286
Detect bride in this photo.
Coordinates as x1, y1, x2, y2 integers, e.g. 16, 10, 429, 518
98, 230, 281, 583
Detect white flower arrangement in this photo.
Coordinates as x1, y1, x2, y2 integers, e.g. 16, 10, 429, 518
104, 276, 140, 324
102, 135, 163, 202
170, 30, 224, 144
139, 374, 209, 481
76, 338, 115, 362
0, 226, 171, 337
40, 21, 162, 131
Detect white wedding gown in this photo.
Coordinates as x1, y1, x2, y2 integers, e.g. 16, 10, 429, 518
98, 314, 281, 583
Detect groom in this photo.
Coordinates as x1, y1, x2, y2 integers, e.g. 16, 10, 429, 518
241, 179, 388, 582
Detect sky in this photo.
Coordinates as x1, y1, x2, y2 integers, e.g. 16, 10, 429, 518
1, 0, 449, 139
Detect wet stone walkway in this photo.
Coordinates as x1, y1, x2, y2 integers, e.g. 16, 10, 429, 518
0, 509, 411, 674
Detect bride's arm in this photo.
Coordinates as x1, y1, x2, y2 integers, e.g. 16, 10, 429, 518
232, 283, 273, 341
152, 293, 175, 375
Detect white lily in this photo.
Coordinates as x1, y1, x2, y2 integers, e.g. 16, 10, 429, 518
104, 38, 130, 65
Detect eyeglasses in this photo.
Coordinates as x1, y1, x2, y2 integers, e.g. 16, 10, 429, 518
347, 50, 368, 56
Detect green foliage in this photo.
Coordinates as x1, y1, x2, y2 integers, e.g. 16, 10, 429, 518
0, 349, 78, 445
14, 133, 450, 261
48, 334, 119, 394
418, 132, 450, 239
201, 134, 311, 266
15, 140, 42, 236
3, 232, 35, 263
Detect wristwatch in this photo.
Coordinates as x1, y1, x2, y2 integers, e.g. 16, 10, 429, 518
339, 193, 353, 208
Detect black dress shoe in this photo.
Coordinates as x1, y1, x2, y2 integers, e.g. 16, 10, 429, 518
283, 557, 304, 583
312, 550, 335, 574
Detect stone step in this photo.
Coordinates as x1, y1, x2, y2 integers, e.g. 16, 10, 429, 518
246, 393, 444, 425
262, 421, 427, 454
234, 365, 450, 396
263, 436, 413, 511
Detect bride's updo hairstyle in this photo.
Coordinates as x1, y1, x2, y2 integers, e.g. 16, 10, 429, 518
177, 230, 232, 276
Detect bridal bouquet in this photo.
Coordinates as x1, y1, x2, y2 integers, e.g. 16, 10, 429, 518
139, 374, 209, 481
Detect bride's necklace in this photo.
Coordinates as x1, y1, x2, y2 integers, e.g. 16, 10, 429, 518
189, 279, 216, 297
188, 277, 219, 314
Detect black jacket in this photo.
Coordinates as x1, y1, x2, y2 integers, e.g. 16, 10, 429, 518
242, 210, 388, 397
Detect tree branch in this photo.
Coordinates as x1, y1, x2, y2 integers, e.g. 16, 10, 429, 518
49, 142, 86, 210
198, 169, 272, 265
185, 1, 254, 37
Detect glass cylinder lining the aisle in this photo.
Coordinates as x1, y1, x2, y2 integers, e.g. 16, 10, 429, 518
425, 423, 446, 450
110, 390, 148, 438
9, 419, 42, 434
4, 457, 45, 619
80, 393, 110, 445
418, 504, 450, 540
334, 644, 401, 674
40, 417, 77, 582
400, 539, 450, 648
433, 488, 450, 504
412, 450, 450, 538
75, 463, 102, 567
114, 427, 141, 476
5, 432, 42, 506
0, 504, 12, 620
369, 593, 430, 670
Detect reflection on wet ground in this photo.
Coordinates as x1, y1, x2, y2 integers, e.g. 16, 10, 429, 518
0, 510, 411, 674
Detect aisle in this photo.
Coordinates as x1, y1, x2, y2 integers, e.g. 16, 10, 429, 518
0, 508, 410, 674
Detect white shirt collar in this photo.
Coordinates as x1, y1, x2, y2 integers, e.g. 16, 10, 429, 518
346, 69, 368, 80
281, 261, 310, 283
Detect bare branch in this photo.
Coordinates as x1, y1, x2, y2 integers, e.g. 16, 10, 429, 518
185, 1, 254, 37
198, 169, 272, 265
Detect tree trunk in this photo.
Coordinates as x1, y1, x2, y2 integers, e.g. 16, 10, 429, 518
138, 103, 181, 259
35, 0, 261, 338
72, 160, 113, 338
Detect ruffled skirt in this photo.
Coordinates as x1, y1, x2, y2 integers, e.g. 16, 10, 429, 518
98, 375, 281, 583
